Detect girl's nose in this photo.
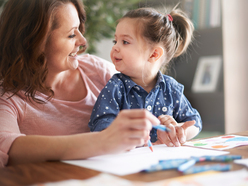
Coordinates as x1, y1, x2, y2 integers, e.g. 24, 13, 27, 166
112, 44, 119, 52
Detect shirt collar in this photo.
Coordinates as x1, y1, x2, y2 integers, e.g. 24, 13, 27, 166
120, 71, 166, 94
119, 73, 139, 95
154, 71, 166, 92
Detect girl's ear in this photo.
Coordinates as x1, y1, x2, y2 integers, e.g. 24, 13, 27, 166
148, 46, 164, 63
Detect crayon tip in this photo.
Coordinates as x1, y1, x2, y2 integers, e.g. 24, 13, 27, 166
147, 140, 154, 152
149, 146, 154, 152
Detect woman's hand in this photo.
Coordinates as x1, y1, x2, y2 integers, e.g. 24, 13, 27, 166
99, 109, 160, 154
156, 115, 195, 147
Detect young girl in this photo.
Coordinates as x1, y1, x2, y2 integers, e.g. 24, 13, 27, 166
88, 7, 202, 147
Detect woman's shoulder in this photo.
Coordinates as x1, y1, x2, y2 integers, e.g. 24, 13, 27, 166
0, 88, 26, 115
0, 88, 22, 101
77, 54, 117, 85
77, 54, 116, 72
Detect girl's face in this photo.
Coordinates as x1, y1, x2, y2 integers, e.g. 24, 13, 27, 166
110, 18, 151, 79
44, 3, 86, 73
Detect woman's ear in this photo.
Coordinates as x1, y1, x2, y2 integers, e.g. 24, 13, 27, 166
148, 46, 164, 63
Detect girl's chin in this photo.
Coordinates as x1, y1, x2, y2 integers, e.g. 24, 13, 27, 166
68, 58, 79, 70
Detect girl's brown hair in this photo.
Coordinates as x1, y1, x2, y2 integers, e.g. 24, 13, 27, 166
0, 0, 86, 103
120, 6, 194, 73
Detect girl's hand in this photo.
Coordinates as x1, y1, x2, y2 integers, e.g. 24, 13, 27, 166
100, 109, 160, 154
156, 115, 195, 147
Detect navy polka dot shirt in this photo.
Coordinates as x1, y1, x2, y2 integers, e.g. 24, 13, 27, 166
88, 71, 202, 142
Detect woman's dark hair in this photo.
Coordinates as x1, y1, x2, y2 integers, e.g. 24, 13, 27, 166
0, 0, 86, 103
120, 6, 194, 73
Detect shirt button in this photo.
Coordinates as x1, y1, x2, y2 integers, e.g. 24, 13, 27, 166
162, 107, 167, 112
147, 105, 152, 111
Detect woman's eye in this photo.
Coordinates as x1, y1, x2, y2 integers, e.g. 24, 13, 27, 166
69, 34, 76, 38
112, 40, 117, 45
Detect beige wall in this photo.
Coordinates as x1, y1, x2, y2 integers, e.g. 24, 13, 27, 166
222, 0, 248, 133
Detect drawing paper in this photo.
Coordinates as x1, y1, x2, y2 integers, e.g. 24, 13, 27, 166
185, 135, 248, 150
234, 158, 248, 167
63, 144, 228, 176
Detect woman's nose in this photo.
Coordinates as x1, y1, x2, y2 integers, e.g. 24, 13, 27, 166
77, 32, 87, 47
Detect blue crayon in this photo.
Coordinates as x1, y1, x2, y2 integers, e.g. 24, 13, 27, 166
159, 159, 188, 164
147, 139, 153, 152
177, 159, 196, 172
183, 164, 231, 174
153, 125, 170, 132
192, 155, 242, 162
143, 159, 188, 172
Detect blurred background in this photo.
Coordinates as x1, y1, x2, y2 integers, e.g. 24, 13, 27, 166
92, 0, 248, 138
93, 0, 226, 139
0, 0, 247, 138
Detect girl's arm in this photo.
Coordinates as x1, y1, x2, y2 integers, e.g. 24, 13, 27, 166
88, 76, 121, 132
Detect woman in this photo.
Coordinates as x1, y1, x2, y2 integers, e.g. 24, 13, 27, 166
0, 0, 159, 167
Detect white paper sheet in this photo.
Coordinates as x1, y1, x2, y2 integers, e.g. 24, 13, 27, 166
234, 158, 248, 167
63, 144, 228, 176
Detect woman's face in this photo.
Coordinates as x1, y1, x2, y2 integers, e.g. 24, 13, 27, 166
44, 2, 86, 73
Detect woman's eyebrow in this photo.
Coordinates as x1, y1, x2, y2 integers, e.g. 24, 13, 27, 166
67, 26, 78, 33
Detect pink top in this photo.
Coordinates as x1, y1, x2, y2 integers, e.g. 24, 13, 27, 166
0, 54, 117, 167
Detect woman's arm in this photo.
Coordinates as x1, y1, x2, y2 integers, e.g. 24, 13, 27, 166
8, 133, 101, 165
8, 109, 160, 166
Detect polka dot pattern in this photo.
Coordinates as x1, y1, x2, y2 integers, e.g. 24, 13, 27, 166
88, 72, 202, 142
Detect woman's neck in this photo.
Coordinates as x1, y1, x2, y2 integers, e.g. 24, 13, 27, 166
43, 69, 87, 101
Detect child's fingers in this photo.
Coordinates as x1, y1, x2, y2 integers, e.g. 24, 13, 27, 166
181, 120, 196, 130
157, 115, 195, 147
157, 130, 174, 147
176, 126, 186, 144
158, 124, 180, 147
158, 116, 180, 147
168, 125, 181, 147
177, 121, 195, 144
158, 115, 177, 126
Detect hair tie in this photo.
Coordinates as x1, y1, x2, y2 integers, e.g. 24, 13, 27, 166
167, 14, 173, 22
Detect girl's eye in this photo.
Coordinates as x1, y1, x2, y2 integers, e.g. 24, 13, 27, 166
123, 40, 129, 45
112, 40, 129, 45
69, 34, 76, 38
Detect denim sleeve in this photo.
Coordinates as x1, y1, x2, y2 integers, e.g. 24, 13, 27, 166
88, 78, 122, 132
175, 94, 202, 132
171, 81, 202, 133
